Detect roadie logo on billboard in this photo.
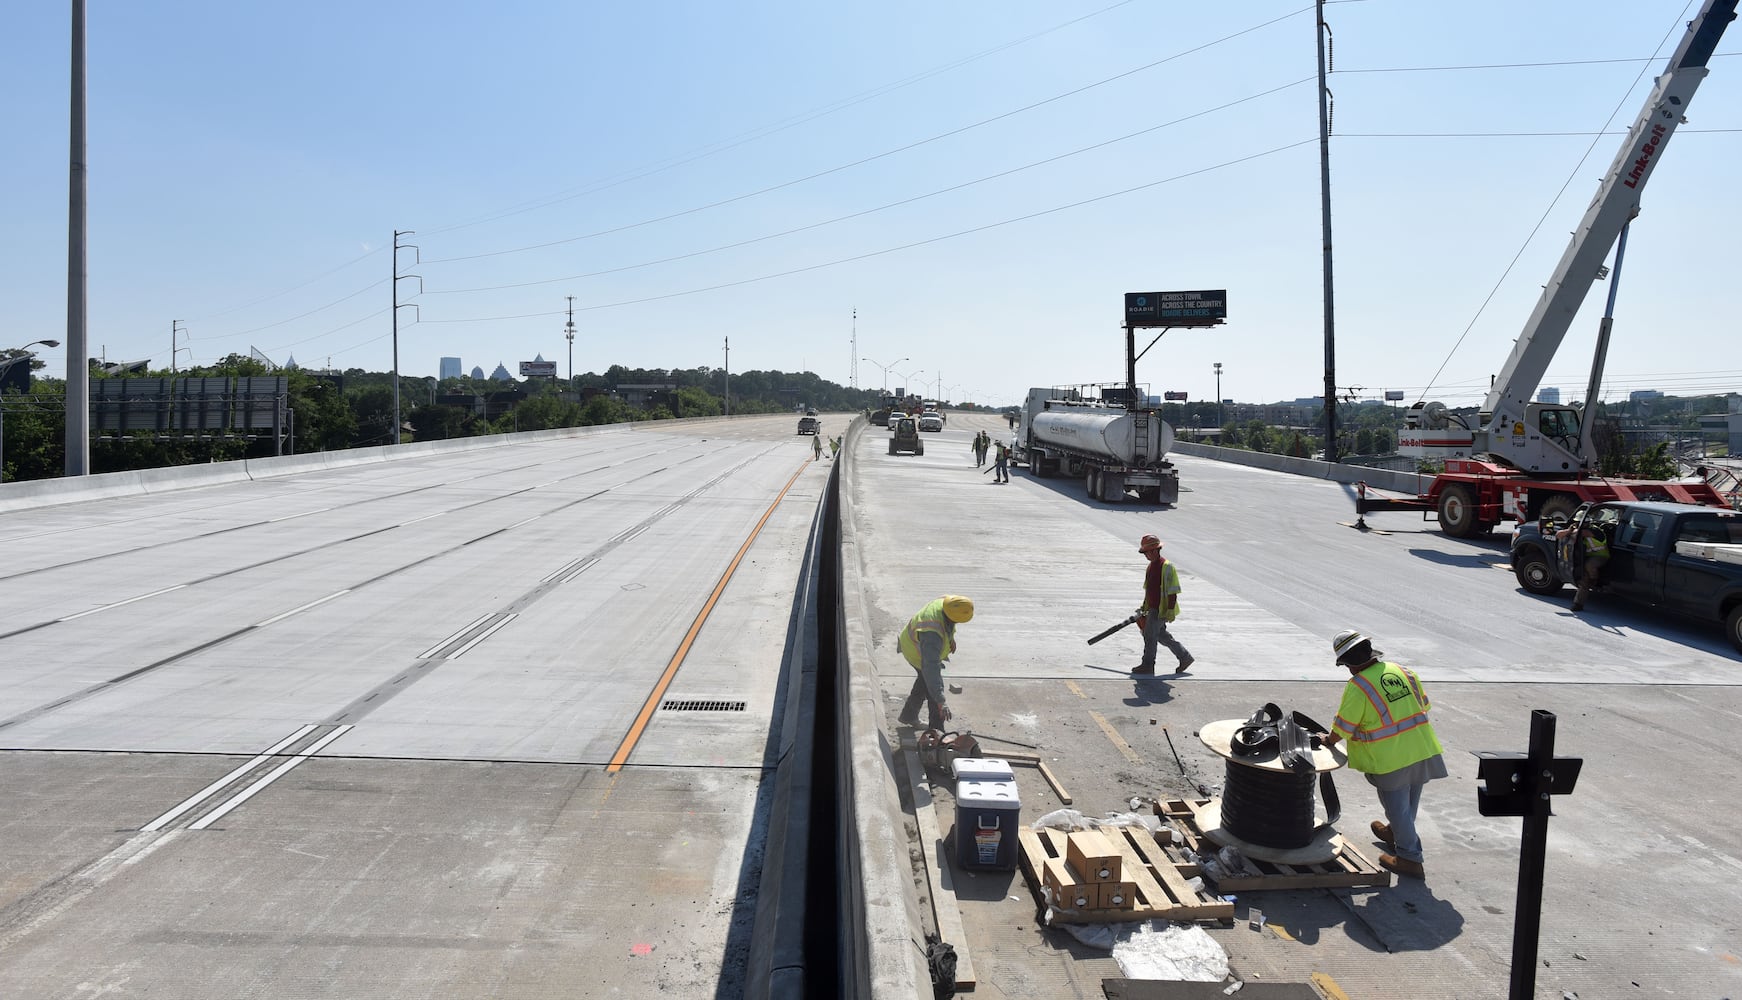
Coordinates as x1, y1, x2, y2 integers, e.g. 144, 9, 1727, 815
519, 361, 558, 377
1124, 290, 1227, 328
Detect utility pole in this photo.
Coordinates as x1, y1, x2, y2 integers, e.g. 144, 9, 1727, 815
392, 230, 421, 446
1317, 0, 1340, 463
850, 309, 857, 390
65, 0, 90, 477
723, 337, 731, 417
171, 320, 187, 373
564, 295, 576, 391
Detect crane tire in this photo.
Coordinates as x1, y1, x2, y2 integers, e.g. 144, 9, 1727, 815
1539, 494, 1580, 525
1437, 485, 1480, 538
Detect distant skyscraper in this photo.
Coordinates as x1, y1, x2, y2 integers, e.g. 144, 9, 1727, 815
1538, 387, 1560, 404
440, 357, 461, 380
491, 362, 512, 382
471, 366, 485, 380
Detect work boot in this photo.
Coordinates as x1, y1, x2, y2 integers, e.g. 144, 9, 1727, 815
1130, 664, 1156, 676
1370, 820, 1394, 847
1571, 582, 1589, 612
1174, 655, 1194, 674
1379, 853, 1424, 879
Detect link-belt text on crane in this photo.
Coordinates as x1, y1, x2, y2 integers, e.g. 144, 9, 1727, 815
1622, 123, 1667, 189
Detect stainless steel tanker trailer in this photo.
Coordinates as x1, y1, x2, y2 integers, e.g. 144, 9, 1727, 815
1012, 387, 1180, 505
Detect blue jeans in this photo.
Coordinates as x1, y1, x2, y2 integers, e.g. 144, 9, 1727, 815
1374, 781, 1426, 862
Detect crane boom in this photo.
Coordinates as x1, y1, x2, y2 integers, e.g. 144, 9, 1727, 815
1405, 0, 1736, 473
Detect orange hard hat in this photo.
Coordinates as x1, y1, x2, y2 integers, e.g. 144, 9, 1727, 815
1138, 534, 1163, 553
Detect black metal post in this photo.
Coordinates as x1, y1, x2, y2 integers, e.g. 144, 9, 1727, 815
1508, 709, 1555, 1000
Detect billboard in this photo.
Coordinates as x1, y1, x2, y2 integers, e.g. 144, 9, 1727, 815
519, 361, 558, 377
1384, 390, 1406, 401
1125, 290, 1227, 328
1163, 391, 1189, 401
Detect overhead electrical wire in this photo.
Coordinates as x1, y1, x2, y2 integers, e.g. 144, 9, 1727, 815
418, 5, 1314, 266
425, 78, 1314, 296
421, 137, 1317, 325
419, 0, 1143, 238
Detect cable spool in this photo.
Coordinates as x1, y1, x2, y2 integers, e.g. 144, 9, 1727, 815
1197, 714, 1348, 865
1220, 761, 1318, 848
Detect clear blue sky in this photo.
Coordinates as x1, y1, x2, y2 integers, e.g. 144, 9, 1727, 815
4, 1, 1737, 409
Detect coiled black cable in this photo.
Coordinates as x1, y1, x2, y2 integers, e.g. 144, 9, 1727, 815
1218, 760, 1318, 849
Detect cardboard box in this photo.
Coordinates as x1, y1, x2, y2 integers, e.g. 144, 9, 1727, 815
1043, 858, 1093, 911
1066, 830, 1122, 883
1096, 881, 1137, 910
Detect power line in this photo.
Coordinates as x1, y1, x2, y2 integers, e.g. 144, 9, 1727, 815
426, 78, 1313, 296
418, 1, 1142, 239
419, 6, 1313, 266
421, 137, 1316, 325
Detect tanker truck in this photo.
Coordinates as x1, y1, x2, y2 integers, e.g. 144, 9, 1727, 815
1013, 387, 1180, 505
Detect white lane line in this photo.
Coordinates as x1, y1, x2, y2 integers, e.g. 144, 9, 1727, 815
561, 557, 599, 584
402, 511, 447, 526
418, 614, 491, 658
58, 585, 188, 622
268, 507, 331, 522
504, 515, 541, 530
190, 726, 352, 831
448, 614, 517, 659
141, 725, 317, 832
254, 590, 350, 628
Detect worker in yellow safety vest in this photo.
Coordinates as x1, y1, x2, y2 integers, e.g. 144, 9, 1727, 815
896, 595, 974, 729
1319, 629, 1446, 880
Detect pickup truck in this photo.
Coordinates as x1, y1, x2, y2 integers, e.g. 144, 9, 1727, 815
797, 416, 821, 435
1510, 500, 1742, 652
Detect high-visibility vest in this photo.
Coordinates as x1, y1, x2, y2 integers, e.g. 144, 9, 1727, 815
1333, 662, 1444, 775
1142, 559, 1182, 623
1583, 531, 1609, 560
899, 598, 955, 670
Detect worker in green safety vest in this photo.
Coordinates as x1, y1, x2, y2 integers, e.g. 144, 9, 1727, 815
1320, 629, 1446, 881
896, 595, 973, 729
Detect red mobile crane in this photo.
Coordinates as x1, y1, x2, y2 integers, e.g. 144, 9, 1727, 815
1362, 0, 1736, 536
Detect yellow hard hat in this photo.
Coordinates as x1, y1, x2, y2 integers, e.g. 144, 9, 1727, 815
941, 595, 975, 623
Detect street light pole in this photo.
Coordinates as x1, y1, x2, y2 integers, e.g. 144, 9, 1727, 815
861, 356, 907, 394
1214, 362, 1224, 430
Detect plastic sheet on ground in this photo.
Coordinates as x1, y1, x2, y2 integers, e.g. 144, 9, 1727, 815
1111, 923, 1229, 982
1030, 807, 1163, 836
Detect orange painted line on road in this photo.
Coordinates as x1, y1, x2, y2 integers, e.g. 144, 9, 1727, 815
607, 459, 812, 772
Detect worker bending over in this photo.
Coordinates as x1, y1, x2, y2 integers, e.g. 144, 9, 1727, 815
897, 595, 974, 729
1320, 629, 1446, 880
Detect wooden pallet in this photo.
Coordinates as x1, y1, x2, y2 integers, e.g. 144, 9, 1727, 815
1018, 825, 1234, 924
1154, 798, 1391, 891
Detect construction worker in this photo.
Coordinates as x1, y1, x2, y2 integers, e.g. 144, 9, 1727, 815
811, 433, 823, 461
1133, 534, 1192, 675
1556, 519, 1609, 611
1320, 629, 1447, 880
828, 436, 841, 459
972, 430, 988, 467
896, 595, 974, 729
992, 440, 1010, 483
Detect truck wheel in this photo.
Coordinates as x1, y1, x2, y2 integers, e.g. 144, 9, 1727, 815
888, 440, 896, 455
1512, 547, 1563, 595
916, 443, 924, 456
1539, 494, 1579, 525
1437, 485, 1480, 538
1726, 604, 1742, 655
1085, 470, 1099, 499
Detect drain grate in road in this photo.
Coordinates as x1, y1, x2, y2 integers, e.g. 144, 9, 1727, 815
661, 699, 747, 712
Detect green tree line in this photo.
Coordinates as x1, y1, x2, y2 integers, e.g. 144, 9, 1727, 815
0, 355, 897, 483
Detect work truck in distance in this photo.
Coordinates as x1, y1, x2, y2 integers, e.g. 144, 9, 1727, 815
1510, 500, 1742, 652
